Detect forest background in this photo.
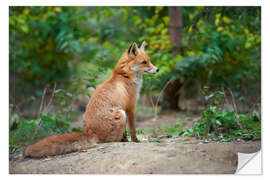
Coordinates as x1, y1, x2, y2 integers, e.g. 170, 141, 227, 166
9, 6, 261, 154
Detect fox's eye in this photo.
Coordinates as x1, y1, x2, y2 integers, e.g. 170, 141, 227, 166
142, 61, 147, 64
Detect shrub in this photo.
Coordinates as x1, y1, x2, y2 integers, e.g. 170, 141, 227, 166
181, 88, 261, 142
9, 113, 71, 153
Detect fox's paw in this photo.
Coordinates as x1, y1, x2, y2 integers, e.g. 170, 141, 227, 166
132, 137, 140, 143
121, 132, 129, 142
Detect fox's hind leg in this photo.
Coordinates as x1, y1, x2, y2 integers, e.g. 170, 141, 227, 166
104, 105, 127, 142
118, 109, 129, 142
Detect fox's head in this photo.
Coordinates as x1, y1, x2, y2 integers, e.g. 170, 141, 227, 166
115, 41, 159, 77
127, 41, 159, 75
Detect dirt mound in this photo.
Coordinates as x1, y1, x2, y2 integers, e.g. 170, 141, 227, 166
9, 138, 260, 174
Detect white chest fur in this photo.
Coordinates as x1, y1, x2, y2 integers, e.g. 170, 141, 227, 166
134, 73, 143, 101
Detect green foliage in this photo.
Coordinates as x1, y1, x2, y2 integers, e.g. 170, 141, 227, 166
149, 120, 183, 138
136, 129, 147, 135
238, 113, 261, 140
125, 129, 130, 139
182, 109, 260, 142
125, 129, 148, 139
10, 7, 85, 92
9, 113, 71, 153
184, 108, 238, 137
151, 138, 161, 143
125, 7, 260, 99
9, 7, 261, 153
10, 6, 260, 98
174, 7, 260, 93
39, 113, 70, 133
71, 127, 84, 133
9, 7, 125, 98
182, 88, 261, 142
162, 120, 183, 137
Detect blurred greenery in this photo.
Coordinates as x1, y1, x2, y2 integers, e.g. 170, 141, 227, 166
10, 7, 260, 97
9, 7, 261, 96
9, 7, 261, 154
181, 86, 261, 142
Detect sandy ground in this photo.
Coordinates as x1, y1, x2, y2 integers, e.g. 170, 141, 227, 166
9, 111, 261, 174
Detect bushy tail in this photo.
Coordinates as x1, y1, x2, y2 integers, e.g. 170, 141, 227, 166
24, 132, 96, 158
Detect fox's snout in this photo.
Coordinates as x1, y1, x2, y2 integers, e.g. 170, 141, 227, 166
147, 62, 159, 75
132, 64, 159, 75
147, 66, 159, 75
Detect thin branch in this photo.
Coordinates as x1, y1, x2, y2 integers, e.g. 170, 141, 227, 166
39, 85, 48, 116
228, 88, 243, 129
228, 88, 238, 114
33, 85, 48, 140
43, 82, 57, 115
147, 79, 155, 111
34, 83, 56, 139
154, 79, 172, 120
222, 87, 230, 107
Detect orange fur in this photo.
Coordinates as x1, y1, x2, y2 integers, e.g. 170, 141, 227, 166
25, 42, 158, 158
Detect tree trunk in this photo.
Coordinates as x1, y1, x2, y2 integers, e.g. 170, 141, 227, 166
161, 7, 183, 111
162, 80, 182, 111
168, 7, 182, 53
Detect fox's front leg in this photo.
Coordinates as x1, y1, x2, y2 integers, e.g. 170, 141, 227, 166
127, 110, 139, 142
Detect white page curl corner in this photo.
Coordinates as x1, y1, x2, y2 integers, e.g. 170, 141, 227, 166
235, 150, 262, 174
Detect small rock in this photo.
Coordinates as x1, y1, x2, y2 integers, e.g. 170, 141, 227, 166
42, 158, 52, 161
137, 134, 151, 142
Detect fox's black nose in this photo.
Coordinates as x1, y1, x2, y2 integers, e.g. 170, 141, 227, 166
156, 68, 159, 72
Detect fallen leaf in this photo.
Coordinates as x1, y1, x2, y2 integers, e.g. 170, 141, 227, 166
79, 149, 88, 152
184, 137, 193, 141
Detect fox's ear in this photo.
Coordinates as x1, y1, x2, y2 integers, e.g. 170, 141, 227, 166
138, 41, 146, 51
128, 42, 138, 58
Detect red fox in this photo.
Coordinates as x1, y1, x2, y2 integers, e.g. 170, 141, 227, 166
24, 41, 159, 158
